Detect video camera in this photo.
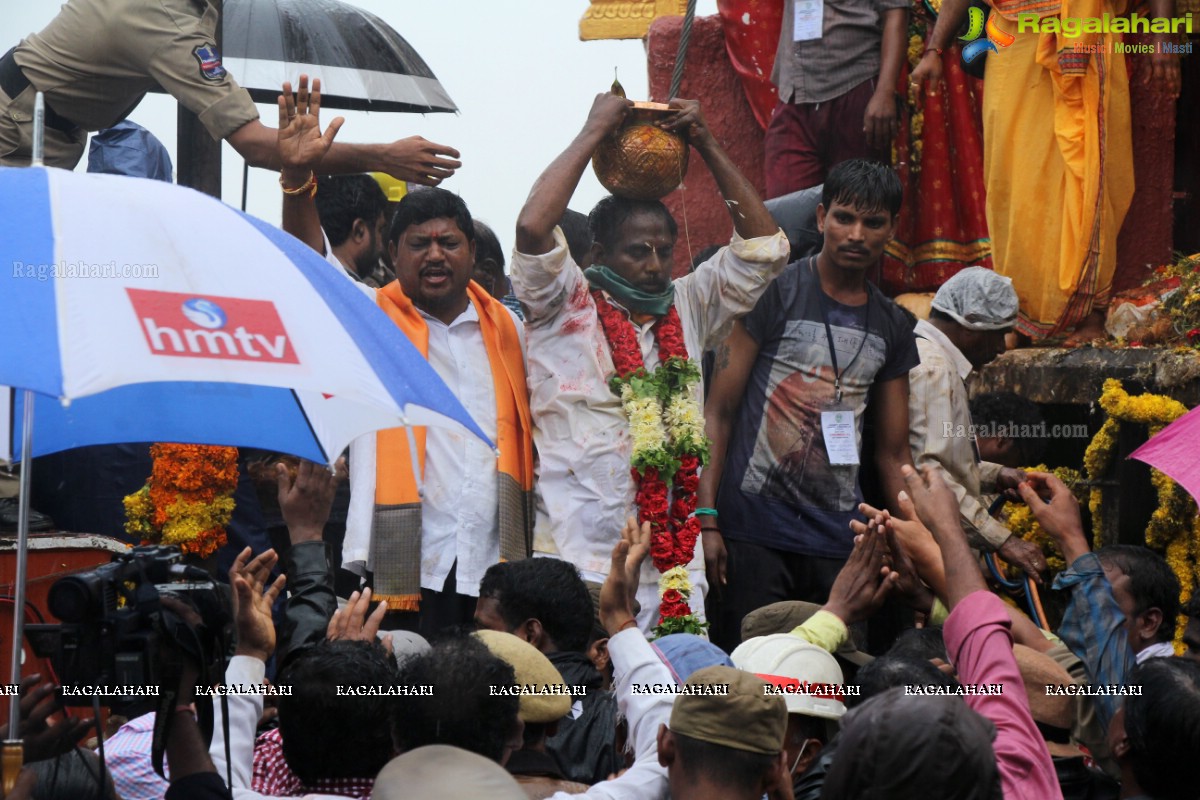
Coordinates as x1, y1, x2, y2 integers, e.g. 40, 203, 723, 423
26, 545, 231, 707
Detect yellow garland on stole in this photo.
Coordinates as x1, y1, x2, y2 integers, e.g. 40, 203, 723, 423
1082, 380, 1196, 652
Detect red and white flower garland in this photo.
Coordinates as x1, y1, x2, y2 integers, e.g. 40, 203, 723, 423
593, 290, 709, 636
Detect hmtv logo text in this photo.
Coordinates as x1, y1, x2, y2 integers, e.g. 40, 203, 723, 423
128, 288, 298, 364
961, 7, 1016, 64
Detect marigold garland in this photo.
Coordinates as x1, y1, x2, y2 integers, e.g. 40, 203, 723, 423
1083, 380, 1197, 652
1002, 465, 1083, 575
1145, 252, 1200, 348
593, 290, 710, 637
124, 443, 238, 559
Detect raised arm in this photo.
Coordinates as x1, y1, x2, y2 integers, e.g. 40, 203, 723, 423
228, 82, 460, 186
900, 464, 988, 609
1020, 471, 1134, 728
277, 77, 343, 256
698, 321, 761, 594
659, 99, 777, 240
275, 459, 344, 668
514, 93, 632, 256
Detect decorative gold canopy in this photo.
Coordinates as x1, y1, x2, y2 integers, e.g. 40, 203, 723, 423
579, 0, 690, 40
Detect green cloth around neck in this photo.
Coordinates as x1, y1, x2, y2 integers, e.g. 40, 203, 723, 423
584, 265, 675, 316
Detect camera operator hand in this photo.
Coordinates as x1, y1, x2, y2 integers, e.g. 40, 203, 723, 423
230, 548, 286, 663
0, 675, 93, 764
153, 595, 222, 784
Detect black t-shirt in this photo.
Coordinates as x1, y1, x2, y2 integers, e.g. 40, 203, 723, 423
717, 259, 918, 558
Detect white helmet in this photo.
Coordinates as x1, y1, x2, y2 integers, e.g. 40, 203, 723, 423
731, 634, 847, 720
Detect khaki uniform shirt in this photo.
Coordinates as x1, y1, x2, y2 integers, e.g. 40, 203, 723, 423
13, 0, 258, 139
908, 319, 1011, 550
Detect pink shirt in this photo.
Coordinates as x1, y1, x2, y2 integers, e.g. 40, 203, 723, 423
944, 591, 1062, 800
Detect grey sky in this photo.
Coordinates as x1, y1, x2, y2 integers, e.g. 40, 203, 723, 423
7, 0, 719, 260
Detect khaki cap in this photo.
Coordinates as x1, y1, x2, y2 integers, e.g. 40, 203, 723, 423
1013, 644, 1084, 758
372, 745, 525, 800
669, 665, 787, 755
473, 629, 572, 724
741, 601, 873, 666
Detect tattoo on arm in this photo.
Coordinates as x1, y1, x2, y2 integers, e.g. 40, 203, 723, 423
714, 342, 731, 373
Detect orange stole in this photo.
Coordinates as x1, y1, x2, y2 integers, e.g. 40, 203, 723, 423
372, 280, 533, 610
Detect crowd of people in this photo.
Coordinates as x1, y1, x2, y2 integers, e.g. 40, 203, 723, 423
2, 0, 1199, 799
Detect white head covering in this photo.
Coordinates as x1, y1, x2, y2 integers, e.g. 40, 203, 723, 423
930, 267, 1019, 331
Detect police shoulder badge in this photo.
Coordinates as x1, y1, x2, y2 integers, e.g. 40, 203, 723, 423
193, 43, 227, 81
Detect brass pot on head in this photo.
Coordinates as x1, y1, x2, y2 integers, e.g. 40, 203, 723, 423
592, 102, 689, 201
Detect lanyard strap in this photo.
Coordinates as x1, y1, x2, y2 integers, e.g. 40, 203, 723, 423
810, 257, 869, 404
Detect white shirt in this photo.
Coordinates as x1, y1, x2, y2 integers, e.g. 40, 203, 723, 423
334, 265, 525, 596
548, 628, 675, 800
212, 630, 675, 800
211, 656, 345, 800
415, 300, 524, 596
510, 226, 790, 578
909, 319, 1009, 549
321, 228, 360, 283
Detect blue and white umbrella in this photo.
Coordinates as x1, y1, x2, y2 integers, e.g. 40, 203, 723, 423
0, 165, 490, 463
0, 117, 492, 750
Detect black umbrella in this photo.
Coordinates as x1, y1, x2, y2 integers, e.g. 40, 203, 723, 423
221, 0, 457, 113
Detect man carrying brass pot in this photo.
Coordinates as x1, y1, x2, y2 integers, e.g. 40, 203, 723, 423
512, 93, 789, 634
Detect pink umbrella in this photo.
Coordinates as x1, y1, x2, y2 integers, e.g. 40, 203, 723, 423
1130, 404, 1200, 506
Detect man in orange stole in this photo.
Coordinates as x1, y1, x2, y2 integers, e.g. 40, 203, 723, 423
276, 79, 533, 637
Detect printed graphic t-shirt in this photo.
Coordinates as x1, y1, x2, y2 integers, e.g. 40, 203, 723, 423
717, 259, 918, 558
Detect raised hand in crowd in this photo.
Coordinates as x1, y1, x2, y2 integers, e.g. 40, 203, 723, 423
822, 524, 896, 626
277, 457, 345, 545
858, 497, 948, 602
0, 675, 93, 765
1016, 470, 1090, 565
277, 75, 344, 186
229, 548, 286, 663
272, 74, 459, 188
327, 588, 392, 654
599, 517, 650, 636
900, 464, 988, 608
873, 516, 936, 614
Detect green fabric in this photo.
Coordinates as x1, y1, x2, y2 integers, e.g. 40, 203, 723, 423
790, 610, 849, 654
584, 265, 675, 316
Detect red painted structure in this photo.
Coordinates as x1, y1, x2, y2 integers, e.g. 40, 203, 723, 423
0, 535, 127, 720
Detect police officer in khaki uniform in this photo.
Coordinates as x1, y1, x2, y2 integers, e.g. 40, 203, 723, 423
0, 0, 460, 184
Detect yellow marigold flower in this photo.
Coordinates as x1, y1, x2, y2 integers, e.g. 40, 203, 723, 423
659, 566, 692, 598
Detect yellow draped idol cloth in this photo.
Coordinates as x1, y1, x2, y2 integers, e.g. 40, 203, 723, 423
983, 0, 1134, 338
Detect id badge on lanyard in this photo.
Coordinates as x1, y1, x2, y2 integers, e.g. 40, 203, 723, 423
821, 404, 860, 466
794, 0, 824, 41
812, 258, 868, 466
